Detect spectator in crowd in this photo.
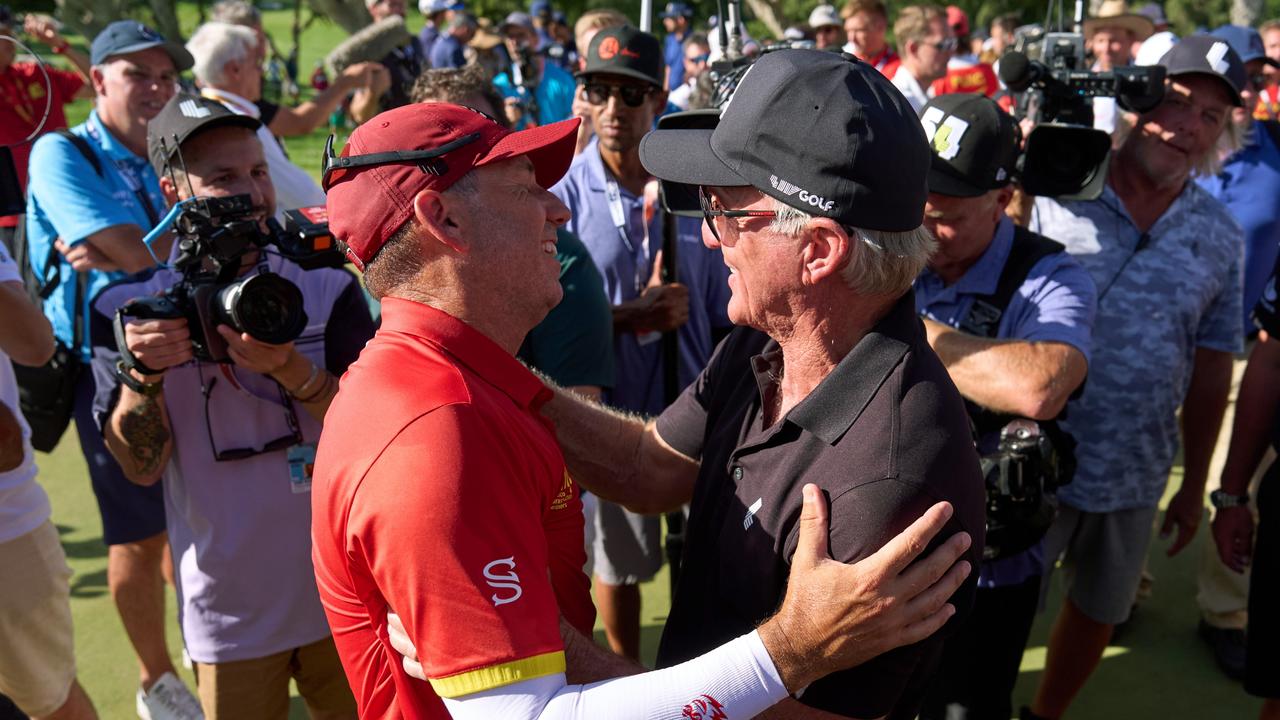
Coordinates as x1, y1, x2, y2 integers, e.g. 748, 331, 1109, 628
660, 2, 694, 89
911, 95, 1096, 720
552, 25, 732, 661
1084, 0, 1152, 72
186, 22, 327, 214
841, 0, 899, 74
1257, 19, 1280, 119
316, 68, 973, 720
95, 93, 374, 719
543, 10, 576, 71
365, 0, 424, 109
668, 32, 709, 110
429, 12, 476, 69
809, 4, 843, 50
209, 0, 387, 133
930, 6, 998, 98
0, 243, 97, 720
891, 4, 955, 113
530, 0, 555, 50
1194, 24, 1280, 682
493, 11, 576, 128
1024, 36, 1247, 720
569, 8, 628, 153
24, 21, 204, 720
0, 9, 92, 249
418, 0, 463, 60
1213, 261, 1280, 720
985, 13, 1019, 63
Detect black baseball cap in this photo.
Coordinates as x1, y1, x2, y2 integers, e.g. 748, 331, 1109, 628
90, 20, 194, 70
1158, 34, 1246, 107
639, 50, 930, 232
146, 93, 261, 175
921, 95, 1020, 198
578, 25, 664, 87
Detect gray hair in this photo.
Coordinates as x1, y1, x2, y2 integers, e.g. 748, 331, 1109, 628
361, 173, 480, 299
769, 198, 935, 296
187, 22, 259, 88
210, 0, 262, 27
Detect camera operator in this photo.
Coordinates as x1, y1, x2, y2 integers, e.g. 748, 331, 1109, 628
493, 11, 576, 129
364, 0, 424, 110
23, 20, 204, 717
91, 93, 373, 718
1023, 36, 1247, 720
889, 4, 956, 113
909, 95, 1096, 720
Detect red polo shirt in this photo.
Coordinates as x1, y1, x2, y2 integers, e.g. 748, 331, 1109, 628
312, 297, 594, 720
0, 62, 84, 227
930, 55, 999, 98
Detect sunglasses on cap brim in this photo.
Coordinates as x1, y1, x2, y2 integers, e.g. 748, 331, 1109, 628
321, 132, 482, 192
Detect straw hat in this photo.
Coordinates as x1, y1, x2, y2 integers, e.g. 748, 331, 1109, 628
1084, 0, 1156, 41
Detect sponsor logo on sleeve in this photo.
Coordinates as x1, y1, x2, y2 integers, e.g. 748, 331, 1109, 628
483, 557, 523, 607
681, 694, 727, 719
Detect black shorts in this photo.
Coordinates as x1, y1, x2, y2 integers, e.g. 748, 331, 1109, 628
72, 369, 165, 546
1247, 461, 1280, 699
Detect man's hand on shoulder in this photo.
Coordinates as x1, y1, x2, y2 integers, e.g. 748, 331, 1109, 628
757, 484, 971, 693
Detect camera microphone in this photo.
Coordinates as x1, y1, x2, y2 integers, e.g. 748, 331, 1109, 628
998, 51, 1045, 93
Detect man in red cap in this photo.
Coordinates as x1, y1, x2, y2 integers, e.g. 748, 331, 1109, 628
929, 5, 999, 99
311, 102, 974, 719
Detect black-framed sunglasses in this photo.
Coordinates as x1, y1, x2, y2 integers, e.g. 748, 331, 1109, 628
698, 186, 776, 242
201, 374, 304, 462
927, 37, 959, 52
321, 132, 482, 192
582, 82, 656, 108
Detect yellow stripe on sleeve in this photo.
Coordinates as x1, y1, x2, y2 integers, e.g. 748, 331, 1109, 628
428, 650, 567, 698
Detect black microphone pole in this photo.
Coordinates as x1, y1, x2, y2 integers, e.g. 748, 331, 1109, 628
661, 207, 684, 604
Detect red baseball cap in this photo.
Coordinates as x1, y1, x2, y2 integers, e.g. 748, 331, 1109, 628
946, 5, 969, 37
325, 103, 581, 270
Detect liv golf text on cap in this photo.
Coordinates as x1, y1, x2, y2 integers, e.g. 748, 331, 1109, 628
638, 49, 931, 232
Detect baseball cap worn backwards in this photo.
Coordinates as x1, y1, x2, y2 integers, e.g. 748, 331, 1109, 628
146, 93, 261, 176
579, 25, 665, 87
325, 103, 580, 271
640, 50, 931, 232
920, 94, 1020, 198
91, 20, 194, 70
1158, 34, 1246, 107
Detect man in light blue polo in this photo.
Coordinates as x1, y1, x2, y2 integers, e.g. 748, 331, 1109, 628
660, 2, 694, 90
910, 95, 1096, 720
551, 24, 731, 661
24, 20, 204, 718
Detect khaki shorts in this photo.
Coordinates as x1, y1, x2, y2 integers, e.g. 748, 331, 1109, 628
0, 521, 77, 717
193, 635, 356, 720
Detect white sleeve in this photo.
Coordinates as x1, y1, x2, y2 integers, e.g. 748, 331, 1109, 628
441, 631, 789, 720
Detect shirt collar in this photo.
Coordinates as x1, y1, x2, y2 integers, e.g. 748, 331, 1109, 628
378, 297, 550, 410
86, 109, 146, 165
763, 290, 918, 445
200, 87, 261, 118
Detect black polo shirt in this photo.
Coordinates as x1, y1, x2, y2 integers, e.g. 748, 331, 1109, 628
654, 290, 985, 719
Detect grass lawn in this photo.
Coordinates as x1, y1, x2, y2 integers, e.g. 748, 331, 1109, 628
15, 2, 1268, 718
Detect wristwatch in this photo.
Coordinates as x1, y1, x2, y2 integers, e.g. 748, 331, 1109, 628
1209, 489, 1250, 509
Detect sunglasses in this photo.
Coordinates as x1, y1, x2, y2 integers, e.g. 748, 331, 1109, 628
699, 186, 776, 242
686, 53, 710, 64
583, 82, 657, 108
321, 132, 481, 191
201, 374, 305, 462
927, 37, 959, 51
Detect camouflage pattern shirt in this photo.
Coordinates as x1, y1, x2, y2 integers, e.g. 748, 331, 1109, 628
1030, 182, 1243, 513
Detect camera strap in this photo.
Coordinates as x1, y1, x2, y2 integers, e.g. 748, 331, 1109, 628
959, 225, 1064, 339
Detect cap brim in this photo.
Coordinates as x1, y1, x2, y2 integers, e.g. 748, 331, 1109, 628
927, 164, 989, 198
480, 117, 582, 189
104, 40, 195, 71
639, 128, 748, 187
575, 67, 665, 86
1265, 57, 1280, 69
1083, 15, 1154, 41
1168, 69, 1244, 106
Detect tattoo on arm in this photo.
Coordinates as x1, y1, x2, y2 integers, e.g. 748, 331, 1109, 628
118, 395, 170, 476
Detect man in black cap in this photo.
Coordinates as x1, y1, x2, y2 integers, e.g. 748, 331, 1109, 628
550, 24, 734, 663
909, 94, 1096, 720
23, 20, 205, 719
1025, 35, 1247, 720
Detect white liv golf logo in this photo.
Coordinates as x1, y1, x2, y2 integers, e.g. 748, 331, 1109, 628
770, 175, 834, 211
483, 557, 523, 607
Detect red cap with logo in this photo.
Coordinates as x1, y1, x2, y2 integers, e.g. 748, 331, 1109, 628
325, 103, 580, 270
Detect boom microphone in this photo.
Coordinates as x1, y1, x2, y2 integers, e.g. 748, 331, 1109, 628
325, 16, 412, 76
998, 51, 1043, 93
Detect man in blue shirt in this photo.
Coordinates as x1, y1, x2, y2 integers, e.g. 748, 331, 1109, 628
552, 25, 731, 661
911, 95, 1096, 720
23, 20, 205, 719
428, 13, 476, 69
418, 0, 463, 62
660, 2, 694, 90
493, 11, 576, 128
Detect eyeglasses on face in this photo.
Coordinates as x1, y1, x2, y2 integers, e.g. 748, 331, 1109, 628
926, 37, 958, 52
582, 82, 656, 108
698, 186, 776, 242
321, 132, 481, 192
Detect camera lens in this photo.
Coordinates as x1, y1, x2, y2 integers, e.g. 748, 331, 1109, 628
214, 272, 308, 345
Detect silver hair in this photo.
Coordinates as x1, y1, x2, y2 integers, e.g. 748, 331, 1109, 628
769, 198, 935, 296
187, 22, 258, 88
210, 0, 262, 26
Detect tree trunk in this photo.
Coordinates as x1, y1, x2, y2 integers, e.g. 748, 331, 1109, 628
1231, 0, 1263, 27
741, 0, 785, 39
56, 0, 134, 41
307, 0, 373, 35
146, 0, 182, 42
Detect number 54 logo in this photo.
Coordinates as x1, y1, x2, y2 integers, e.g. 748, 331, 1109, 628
483, 557, 523, 607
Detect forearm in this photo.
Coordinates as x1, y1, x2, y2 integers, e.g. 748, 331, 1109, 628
1181, 347, 1234, 494
85, 228, 160, 274
539, 379, 697, 513
1219, 340, 1280, 495
349, 87, 380, 125
0, 283, 55, 366
273, 82, 356, 136
927, 321, 1082, 419
270, 350, 339, 422
106, 375, 174, 485
561, 618, 643, 684
64, 47, 92, 80
611, 298, 655, 335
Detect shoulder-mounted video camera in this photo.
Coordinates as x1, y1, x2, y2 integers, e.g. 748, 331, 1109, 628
980, 417, 1076, 560
1001, 14, 1166, 200
114, 194, 346, 372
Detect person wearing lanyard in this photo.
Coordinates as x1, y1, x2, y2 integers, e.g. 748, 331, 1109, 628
23, 21, 208, 719
93, 93, 376, 719
550, 24, 732, 663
